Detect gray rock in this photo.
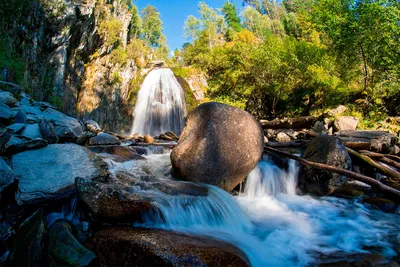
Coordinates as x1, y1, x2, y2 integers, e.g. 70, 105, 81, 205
21, 124, 43, 140
88, 132, 120, 146
327, 105, 347, 117
20, 97, 31, 106
42, 108, 84, 142
333, 116, 359, 132
12, 144, 107, 204
0, 102, 12, 121
26, 114, 41, 123
276, 132, 291, 142
299, 135, 352, 196
5, 123, 25, 134
0, 158, 14, 192
84, 119, 101, 133
32, 101, 57, 110
5, 136, 47, 155
0, 92, 17, 107
171, 102, 264, 192
39, 120, 58, 144
21, 105, 43, 116
13, 108, 27, 123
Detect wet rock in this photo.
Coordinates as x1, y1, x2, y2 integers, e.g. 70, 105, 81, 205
171, 102, 264, 192
12, 144, 107, 204
327, 105, 347, 117
21, 123, 43, 140
39, 120, 59, 144
86, 227, 250, 267
159, 131, 179, 141
144, 134, 154, 144
5, 135, 47, 155
89, 145, 144, 162
9, 209, 46, 266
333, 116, 359, 132
76, 178, 152, 222
0, 91, 17, 107
364, 198, 398, 213
276, 132, 291, 142
0, 102, 12, 122
299, 135, 352, 196
85, 119, 102, 133
42, 108, 84, 142
13, 108, 27, 123
48, 221, 96, 266
88, 132, 121, 146
5, 123, 25, 134
0, 157, 14, 192
76, 131, 96, 146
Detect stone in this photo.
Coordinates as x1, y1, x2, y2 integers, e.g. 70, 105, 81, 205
9, 209, 46, 266
12, 144, 107, 204
76, 131, 96, 146
86, 227, 250, 267
144, 134, 154, 144
21, 105, 43, 116
39, 120, 58, 144
0, 158, 14, 192
171, 102, 264, 192
21, 124, 43, 140
327, 105, 347, 117
42, 108, 84, 142
5, 123, 25, 134
89, 145, 144, 162
276, 132, 291, 142
333, 116, 359, 132
299, 135, 352, 196
0, 91, 17, 107
84, 119, 102, 133
88, 132, 121, 146
0, 102, 12, 122
48, 221, 96, 266
5, 136, 47, 155
13, 108, 27, 124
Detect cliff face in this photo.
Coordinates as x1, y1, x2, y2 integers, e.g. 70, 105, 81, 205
13, 0, 140, 133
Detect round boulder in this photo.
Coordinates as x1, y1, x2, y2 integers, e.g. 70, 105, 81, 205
171, 102, 264, 192
299, 135, 352, 196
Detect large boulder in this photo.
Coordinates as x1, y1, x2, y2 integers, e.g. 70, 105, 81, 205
4, 136, 47, 155
42, 108, 84, 142
21, 124, 43, 140
171, 102, 264, 192
0, 91, 17, 107
88, 132, 121, 146
333, 116, 359, 132
12, 144, 107, 204
299, 135, 352, 196
86, 227, 250, 267
0, 102, 12, 122
84, 119, 102, 133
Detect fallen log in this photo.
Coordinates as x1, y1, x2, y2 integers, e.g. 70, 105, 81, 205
335, 130, 398, 153
263, 146, 400, 199
359, 150, 400, 162
359, 151, 400, 170
346, 148, 400, 179
260, 116, 316, 129
343, 142, 371, 151
265, 140, 309, 148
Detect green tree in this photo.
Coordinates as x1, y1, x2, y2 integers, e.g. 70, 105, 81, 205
141, 5, 164, 47
222, 1, 242, 32
129, 4, 142, 39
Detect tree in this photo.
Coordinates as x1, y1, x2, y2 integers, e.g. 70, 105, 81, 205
141, 5, 164, 48
222, 1, 242, 32
184, 15, 202, 42
129, 4, 142, 39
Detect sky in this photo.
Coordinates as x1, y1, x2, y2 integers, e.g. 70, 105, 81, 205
137, 0, 245, 51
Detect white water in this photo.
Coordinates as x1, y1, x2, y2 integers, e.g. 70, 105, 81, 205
131, 68, 186, 136
101, 153, 400, 267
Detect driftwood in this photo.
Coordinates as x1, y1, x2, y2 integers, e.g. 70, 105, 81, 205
335, 130, 398, 153
359, 150, 400, 162
265, 140, 309, 148
260, 116, 316, 129
359, 150, 400, 170
343, 142, 371, 151
264, 146, 400, 199
347, 148, 400, 179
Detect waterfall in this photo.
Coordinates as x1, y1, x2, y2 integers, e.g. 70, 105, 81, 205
131, 68, 186, 136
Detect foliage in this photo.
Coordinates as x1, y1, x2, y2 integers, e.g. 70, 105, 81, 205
141, 5, 164, 48
98, 18, 123, 47
110, 46, 128, 65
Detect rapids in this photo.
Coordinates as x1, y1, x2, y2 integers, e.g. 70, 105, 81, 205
98, 150, 400, 267
131, 68, 186, 136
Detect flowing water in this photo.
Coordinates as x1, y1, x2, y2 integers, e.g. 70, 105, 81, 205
131, 68, 186, 136
100, 152, 400, 267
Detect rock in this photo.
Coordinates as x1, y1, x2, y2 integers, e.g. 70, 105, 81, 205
85, 119, 102, 133
89, 145, 144, 162
13, 108, 27, 123
327, 105, 347, 117
0, 102, 12, 122
48, 221, 96, 266
20, 97, 31, 106
86, 228, 250, 267
144, 134, 154, 144
88, 132, 121, 146
76, 131, 96, 146
276, 132, 291, 142
42, 108, 84, 142
312, 121, 329, 134
0, 91, 17, 107
0, 158, 14, 192
5, 136, 47, 155
21, 124, 43, 140
171, 102, 264, 192
12, 144, 107, 204
21, 105, 43, 116
5, 123, 25, 134
32, 101, 57, 110
299, 135, 352, 196
9, 209, 46, 266
76, 178, 152, 222
333, 116, 359, 132
264, 136, 269, 143
39, 120, 59, 144
0, 129, 12, 153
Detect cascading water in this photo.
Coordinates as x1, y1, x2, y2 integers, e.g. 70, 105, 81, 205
131, 68, 186, 136
101, 151, 400, 267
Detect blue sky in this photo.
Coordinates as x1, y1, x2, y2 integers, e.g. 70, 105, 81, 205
137, 0, 245, 51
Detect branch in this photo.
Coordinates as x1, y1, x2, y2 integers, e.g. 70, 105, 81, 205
263, 146, 400, 199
